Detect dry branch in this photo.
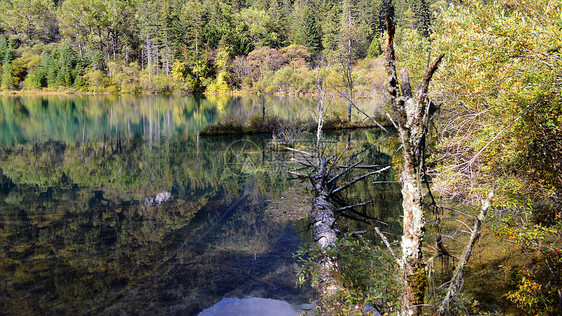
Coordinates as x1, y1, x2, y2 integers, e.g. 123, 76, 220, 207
287, 171, 310, 178
284, 146, 313, 157
327, 159, 364, 185
375, 226, 402, 268
337, 164, 380, 169
334, 201, 372, 212
437, 190, 494, 315
330, 166, 390, 196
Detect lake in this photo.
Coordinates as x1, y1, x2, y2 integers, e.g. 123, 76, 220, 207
0, 95, 401, 315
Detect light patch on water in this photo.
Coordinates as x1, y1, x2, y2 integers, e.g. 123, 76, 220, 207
198, 297, 304, 316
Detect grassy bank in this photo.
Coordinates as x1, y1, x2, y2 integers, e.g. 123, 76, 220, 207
200, 112, 390, 137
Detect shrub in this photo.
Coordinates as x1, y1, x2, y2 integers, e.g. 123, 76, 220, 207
295, 234, 401, 315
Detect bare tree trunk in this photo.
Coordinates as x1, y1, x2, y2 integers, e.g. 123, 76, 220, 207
146, 35, 152, 76
312, 69, 335, 249
399, 157, 427, 316
384, 15, 444, 316
287, 62, 392, 311
315, 75, 326, 149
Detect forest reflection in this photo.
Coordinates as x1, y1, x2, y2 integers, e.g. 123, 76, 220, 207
0, 95, 325, 147
0, 96, 401, 315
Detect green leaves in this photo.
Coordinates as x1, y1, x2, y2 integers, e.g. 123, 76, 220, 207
421, 1, 562, 313
429, 0, 562, 204
294, 234, 401, 315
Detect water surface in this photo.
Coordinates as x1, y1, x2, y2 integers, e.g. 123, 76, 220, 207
0, 95, 400, 315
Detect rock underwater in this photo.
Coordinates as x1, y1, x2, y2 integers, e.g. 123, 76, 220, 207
144, 190, 171, 206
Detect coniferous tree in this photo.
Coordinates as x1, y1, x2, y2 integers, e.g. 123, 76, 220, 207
56, 44, 77, 86
304, 6, 322, 54
366, 37, 382, 57
321, 4, 340, 52
1, 44, 14, 90
338, 0, 370, 60
412, 0, 431, 37
267, 0, 289, 47
0, 37, 7, 63
291, 0, 322, 55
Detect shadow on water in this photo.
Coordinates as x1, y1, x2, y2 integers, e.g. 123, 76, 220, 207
0, 95, 402, 315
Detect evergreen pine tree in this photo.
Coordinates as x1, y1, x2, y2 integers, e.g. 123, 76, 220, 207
0, 37, 7, 63
412, 0, 431, 37
366, 37, 381, 58
303, 7, 322, 54
57, 45, 77, 86
1, 44, 14, 90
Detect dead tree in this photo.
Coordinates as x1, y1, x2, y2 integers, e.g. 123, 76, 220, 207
288, 140, 389, 305
384, 15, 444, 316
288, 68, 390, 305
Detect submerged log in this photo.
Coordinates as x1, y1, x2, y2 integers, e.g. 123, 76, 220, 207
311, 188, 339, 302
311, 192, 337, 248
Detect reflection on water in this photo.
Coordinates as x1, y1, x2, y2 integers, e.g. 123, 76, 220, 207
0, 96, 401, 315
0, 95, 324, 147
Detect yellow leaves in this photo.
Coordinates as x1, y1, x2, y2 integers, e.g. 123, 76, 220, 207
506, 275, 545, 311
429, 0, 562, 205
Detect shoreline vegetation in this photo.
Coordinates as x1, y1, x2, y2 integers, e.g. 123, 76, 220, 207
0, 53, 389, 100
199, 113, 390, 136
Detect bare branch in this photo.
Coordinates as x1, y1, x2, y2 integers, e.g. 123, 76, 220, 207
284, 146, 313, 157
373, 181, 402, 184
290, 158, 315, 168
330, 166, 391, 196
336, 201, 387, 226
327, 159, 364, 185
438, 190, 494, 315
416, 53, 445, 105
337, 164, 380, 169
287, 171, 309, 178
386, 113, 399, 129
375, 226, 402, 268
335, 201, 373, 212
286, 146, 317, 172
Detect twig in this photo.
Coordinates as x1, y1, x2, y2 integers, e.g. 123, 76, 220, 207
386, 113, 398, 129
375, 226, 402, 268
287, 171, 309, 178
335, 201, 372, 212
290, 158, 315, 167
284, 146, 313, 157
337, 164, 380, 169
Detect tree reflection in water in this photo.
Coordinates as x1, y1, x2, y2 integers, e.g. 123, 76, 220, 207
0, 96, 401, 315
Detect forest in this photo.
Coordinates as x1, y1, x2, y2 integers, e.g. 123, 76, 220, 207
0, 0, 433, 94
0, 0, 561, 315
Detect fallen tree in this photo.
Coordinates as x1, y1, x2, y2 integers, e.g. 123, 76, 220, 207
288, 66, 391, 309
